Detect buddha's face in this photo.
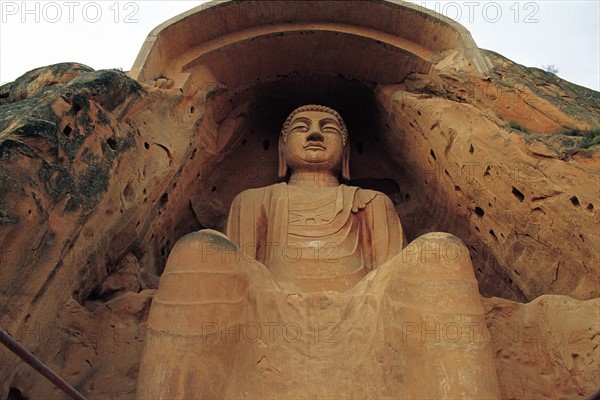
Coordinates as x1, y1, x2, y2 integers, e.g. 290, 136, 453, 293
283, 110, 345, 174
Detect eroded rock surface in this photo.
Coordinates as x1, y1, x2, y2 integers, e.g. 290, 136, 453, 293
0, 63, 206, 399
0, 38, 598, 400
483, 296, 600, 399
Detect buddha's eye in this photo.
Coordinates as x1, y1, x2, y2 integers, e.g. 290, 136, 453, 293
322, 126, 339, 134
291, 124, 308, 132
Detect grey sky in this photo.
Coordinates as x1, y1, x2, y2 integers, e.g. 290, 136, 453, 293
0, 1, 598, 91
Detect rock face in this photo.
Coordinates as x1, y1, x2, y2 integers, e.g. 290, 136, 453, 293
0, 1, 598, 399
375, 51, 600, 301
483, 296, 600, 399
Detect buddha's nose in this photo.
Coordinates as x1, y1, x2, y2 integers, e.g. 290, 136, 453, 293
306, 131, 324, 142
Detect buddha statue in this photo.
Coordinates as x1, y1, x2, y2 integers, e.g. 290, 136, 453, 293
137, 105, 500, 399
227, 105, 403, 293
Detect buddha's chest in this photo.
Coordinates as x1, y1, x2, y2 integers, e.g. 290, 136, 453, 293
287, 187, 338, 226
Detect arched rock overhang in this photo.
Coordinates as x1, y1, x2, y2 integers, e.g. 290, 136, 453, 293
129, 0, 492, 89
127, 1, 529, 301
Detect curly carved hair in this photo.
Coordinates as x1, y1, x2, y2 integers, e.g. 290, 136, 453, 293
280, 105, 348, 145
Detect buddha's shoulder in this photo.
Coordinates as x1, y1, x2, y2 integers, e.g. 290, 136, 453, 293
232, 183, 286, 202
341, 185, 394, 211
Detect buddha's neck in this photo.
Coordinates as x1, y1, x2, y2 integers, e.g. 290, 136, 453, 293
288, 171, 340, 188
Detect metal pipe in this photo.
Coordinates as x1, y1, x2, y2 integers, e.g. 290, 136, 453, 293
0, 328, 88, 400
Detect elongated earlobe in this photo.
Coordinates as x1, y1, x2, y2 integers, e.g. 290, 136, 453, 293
278, 136, 288, 178
342, 143, 350, 181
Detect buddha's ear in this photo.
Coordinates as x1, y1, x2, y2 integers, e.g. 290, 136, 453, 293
341, 142, 351, 181
278, 136, 288, 179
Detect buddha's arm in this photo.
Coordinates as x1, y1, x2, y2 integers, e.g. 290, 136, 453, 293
361, 192, 403, 269
226, 188, 268, 264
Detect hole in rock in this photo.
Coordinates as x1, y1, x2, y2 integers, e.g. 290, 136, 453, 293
8, 387, 27, 400
454, 185, 461, 191
430, 149, 437, 160
469, 144, 474, 154
144, 142, 149, 149
190, 105, 195, 114
70, 95, 85, 113
532, 207, 545, 215
212, 186, 217, 192
262, 139, 270, 151
474, 207, 484, 217
512, 187, 525, 202
160, 193, 169, 205
62, 125, 72, 137
489, 229, 498, 241
107, 137, 117, 150
123, 183, 134, 201
587, 203, 594, 211
570, 196, 580, 207
84, 287, 126, 306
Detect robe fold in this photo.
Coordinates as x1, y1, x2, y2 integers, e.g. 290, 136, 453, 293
226, 183, 403, 291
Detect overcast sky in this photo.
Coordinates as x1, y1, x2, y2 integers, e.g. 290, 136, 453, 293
0, 1, 598, 91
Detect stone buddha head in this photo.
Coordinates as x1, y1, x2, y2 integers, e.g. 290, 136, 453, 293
278, 105, 351, 181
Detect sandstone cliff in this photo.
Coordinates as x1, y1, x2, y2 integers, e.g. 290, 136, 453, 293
0, 45, 598, 399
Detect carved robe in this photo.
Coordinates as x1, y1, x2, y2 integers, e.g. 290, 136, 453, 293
226, 183, 403, 291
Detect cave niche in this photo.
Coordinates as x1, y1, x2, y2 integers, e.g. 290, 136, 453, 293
181, 74, 522, 300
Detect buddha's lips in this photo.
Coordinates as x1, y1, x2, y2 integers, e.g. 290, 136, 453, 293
304, 143, 326, 150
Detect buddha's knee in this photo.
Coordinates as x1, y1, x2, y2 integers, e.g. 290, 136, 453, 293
382, 232, 484, 315
163, 229, 244, 274
154, 229, 249, 305
149, 229, 249, 333
400, 232, 476, 282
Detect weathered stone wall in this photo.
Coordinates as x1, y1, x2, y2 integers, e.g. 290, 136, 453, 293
373, 49, 599, 301
0, 63, 208, 398
0, 48, 598, 398
483, 295, 599, 399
